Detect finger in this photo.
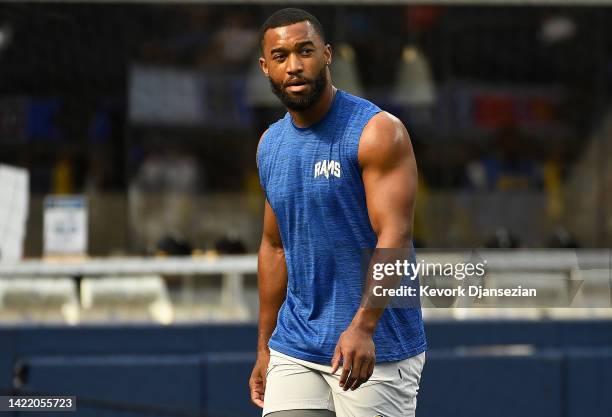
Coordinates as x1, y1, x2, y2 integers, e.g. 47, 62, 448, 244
250, 387, 264, 408
347, 356, 363, 391
339, 351, 354, 388
251, 392, 264, 408
250, 378, 265, 408
331, 344, 342, 374
352, 358, 371, 390
344, 354, 360, 391
366, 359, 375, 381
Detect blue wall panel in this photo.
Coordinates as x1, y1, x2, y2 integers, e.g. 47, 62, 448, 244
566, 348, 612, 417
21, 354, 202, 416
1, 320, 612, 417
418, 352, 563, 417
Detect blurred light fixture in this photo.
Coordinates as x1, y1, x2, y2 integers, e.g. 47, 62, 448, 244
0, 24, 13, 54
331, 43, 363, 96
540, 16, 576, 44
245, 55, 282, 108
392, 45, 436, 106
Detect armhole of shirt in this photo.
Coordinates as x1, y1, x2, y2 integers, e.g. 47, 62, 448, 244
256, 128, 271, 170
353, 107, 383, 173
256, 127, 273, 196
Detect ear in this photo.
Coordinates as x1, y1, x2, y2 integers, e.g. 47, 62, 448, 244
259, 56, 269, 77
324, 44, 332, 66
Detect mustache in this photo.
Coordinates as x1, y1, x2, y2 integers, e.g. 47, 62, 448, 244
283, 77, 312, 88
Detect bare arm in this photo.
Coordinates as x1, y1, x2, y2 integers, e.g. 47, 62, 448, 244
331, 111, 418, 390
249, 132, 288, 408
256, 199, 288, 353
353, 111, 417, 331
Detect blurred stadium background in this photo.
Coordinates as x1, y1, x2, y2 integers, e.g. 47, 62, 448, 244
0, 1, 611, 416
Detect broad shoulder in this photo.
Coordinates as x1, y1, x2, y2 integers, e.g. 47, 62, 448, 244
258, 128, 269, 147
256, 128, 269, 166
257, 114, 288, 152
358, 111, 413, 169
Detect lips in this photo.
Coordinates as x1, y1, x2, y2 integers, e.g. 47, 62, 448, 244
285, 79, 308, 87
285, 80, 309, 93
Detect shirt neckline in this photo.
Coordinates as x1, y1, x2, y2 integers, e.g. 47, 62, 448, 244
289, 89, 343, 134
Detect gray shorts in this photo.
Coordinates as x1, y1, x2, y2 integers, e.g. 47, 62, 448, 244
263, 349, 426, 417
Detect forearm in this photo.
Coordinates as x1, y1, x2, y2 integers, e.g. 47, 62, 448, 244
351, 227, 413, 334
257, 240, 288, 354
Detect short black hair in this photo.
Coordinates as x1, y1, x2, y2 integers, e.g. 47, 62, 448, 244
259, 8, 326, 54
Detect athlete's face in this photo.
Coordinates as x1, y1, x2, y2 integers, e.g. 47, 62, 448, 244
260, 21, 331, 111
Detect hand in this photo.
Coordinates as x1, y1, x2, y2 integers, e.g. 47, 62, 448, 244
331, 325, 376, 391
249, 350, 270, 408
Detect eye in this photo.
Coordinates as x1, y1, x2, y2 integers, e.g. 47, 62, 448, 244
301, 48, 313, 55
273, 54, 286, 62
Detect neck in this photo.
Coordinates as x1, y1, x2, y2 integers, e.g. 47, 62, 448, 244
289, 83, 337, 129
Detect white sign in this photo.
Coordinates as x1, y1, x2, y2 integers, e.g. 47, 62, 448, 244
43, 196, 88, 256
0, 164, 29, 262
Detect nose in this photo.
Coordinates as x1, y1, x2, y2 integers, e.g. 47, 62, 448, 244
286, 53, 304, 75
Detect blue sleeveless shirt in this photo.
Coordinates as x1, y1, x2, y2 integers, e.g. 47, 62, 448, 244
257, 90, 427, 364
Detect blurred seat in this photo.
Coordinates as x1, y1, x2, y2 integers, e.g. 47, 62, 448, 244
0, 277, 79, 324
172, 302, 250, 323
80, 275, 173, 324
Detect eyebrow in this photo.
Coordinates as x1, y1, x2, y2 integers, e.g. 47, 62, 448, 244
270, 40, 315, 55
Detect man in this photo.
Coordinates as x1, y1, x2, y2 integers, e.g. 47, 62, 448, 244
249, 8, 427, 417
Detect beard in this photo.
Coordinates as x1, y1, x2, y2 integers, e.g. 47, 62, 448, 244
268, 65, 328, 112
